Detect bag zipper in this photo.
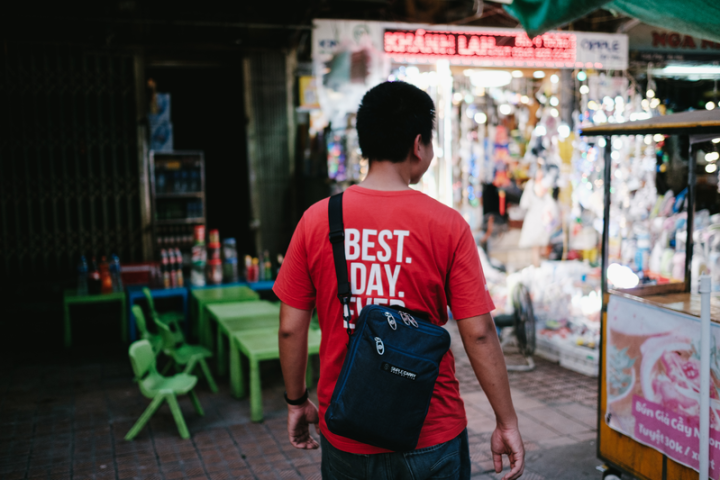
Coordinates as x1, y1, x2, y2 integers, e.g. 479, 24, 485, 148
382, 342, 439, 368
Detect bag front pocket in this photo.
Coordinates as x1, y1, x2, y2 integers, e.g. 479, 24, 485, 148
326, 332, 440, 451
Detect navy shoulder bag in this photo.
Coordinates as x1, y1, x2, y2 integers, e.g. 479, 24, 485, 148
324, 192, 451, 452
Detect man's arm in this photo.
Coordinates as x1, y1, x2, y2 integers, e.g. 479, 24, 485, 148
457, 312, 524, 480
278, 301, 320, 449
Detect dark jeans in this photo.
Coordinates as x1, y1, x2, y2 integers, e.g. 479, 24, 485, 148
320, 429, 470, 480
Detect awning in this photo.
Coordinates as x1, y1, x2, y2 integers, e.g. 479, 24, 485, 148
579, 110, 720, 136
505, 0, 720, 43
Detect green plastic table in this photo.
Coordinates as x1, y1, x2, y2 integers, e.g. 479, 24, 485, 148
206, 301, 280, 375
230, 327, 321, 422
191, 286, 261, 348
63, 290, 127, 348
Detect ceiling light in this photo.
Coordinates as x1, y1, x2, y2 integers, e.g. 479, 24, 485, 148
550, 96, 559, 106
558, 124, 570, 138
577, 71, 587, 81
520, 95, 530, 104
641, 99, 650, 110
533, 71, 546, 79
474, 112, 487, 124
706, 152, 720, 162
706, 101, 716, 110
713, 138, 720, 143
452, 92, 463, 105
654, 65, 720, 77
646, 89, 655, 98
650, 98, 661, 108
511, 70, 523, 78
550, 108, 559, 117
579, 85, 590, 95
644, 135, 652, 145
499, 104, 513, 115
534, 125, 547, 136
653, 134, 664, 142
706, 164, 718, 173
587, 100, 599, 110
467, 70, 513, 88
550, 74, 559, 84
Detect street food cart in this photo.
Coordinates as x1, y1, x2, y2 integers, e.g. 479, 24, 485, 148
581, 110, 720, 480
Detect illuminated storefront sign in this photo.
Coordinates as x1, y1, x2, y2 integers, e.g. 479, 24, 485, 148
384, 29, 578, 67
312, 20, 628, 72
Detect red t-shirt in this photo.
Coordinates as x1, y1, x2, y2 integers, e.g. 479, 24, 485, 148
273, 185, 494, 454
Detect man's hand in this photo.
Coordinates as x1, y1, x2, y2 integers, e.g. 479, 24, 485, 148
287, 400, 320, 449
491, 425, 525, 480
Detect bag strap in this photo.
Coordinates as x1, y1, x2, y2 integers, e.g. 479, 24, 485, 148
328, 193, 353, 339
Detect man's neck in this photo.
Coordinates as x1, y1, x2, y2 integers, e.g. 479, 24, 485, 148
358, 159, 412, 191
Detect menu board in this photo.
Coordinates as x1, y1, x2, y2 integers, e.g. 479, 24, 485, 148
606, 295, 720, 476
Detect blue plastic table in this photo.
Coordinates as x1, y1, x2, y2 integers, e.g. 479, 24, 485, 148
189, 280, 275, 292
127, 285, 189, 341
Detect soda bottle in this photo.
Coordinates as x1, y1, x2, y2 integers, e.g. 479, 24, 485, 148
276, 253, 284, 279
110, 254, 124, 292
161, 249, 171, 288
191, 225, 207, 287
175, 248, 185, 287
223, 238, 239, 283
99, 256, 113, 294
77, 256, 89, 296
251, 257, 260, 282
89, 257, 101, 294
263, 250, 272, 281
244, 255, 252, 281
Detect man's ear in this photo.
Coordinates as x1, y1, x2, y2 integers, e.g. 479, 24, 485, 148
412, 134, 423, 160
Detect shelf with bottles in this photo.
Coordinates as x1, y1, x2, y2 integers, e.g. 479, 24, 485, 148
154, 198, 204, 221
151, 153, 204, 196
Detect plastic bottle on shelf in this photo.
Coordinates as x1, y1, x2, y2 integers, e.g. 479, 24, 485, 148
110, 254, 123, 292
244, 255, 252, 281
161, 249, 171, 288
634, 230, 651, 273
191, 225, 207, 287
77, 256, 89, 296
99, 256, 113, 294
89, 257, 101, 294
175, 248, 184, 288
250, 257, 260, 282
263, 251, 272, 281
672, 229, 686, 281
169, 249, 178, 287
223, 238, 239, 283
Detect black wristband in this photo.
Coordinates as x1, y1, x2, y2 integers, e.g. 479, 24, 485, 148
284, 389, 309, 406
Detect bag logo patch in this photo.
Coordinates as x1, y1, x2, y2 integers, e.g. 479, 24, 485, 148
381, 362, 417, 380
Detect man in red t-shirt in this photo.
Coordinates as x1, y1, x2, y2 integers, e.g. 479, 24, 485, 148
275, 81, 524, 480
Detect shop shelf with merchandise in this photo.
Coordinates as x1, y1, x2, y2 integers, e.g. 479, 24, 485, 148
581, 110, 720, 480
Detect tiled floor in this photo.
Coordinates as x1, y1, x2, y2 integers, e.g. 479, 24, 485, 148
0, 320, 601, 480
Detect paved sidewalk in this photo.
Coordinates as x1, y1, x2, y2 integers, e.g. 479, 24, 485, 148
0, 320, 602, 480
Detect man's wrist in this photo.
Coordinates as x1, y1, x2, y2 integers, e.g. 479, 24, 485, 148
284, 389, 309, 406
496, 414, 519, 430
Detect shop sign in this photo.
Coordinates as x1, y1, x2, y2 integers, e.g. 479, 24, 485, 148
628, 23, 720, 63
606, 295, 720, 477
313, 20, 628, 71
383, 28, 627, 70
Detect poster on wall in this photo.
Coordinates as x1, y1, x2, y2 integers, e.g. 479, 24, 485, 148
606, 295, 720, 476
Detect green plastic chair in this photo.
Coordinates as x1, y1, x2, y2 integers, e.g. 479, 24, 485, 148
131, 305, 164, 354
155, 315, 219, 393
125, 340, 204, 440
143, 287, 186, 327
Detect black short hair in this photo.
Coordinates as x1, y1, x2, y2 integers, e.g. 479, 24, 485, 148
356, 81, 435, 163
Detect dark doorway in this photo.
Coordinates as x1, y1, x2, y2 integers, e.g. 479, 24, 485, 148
145, 63, 254, 257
